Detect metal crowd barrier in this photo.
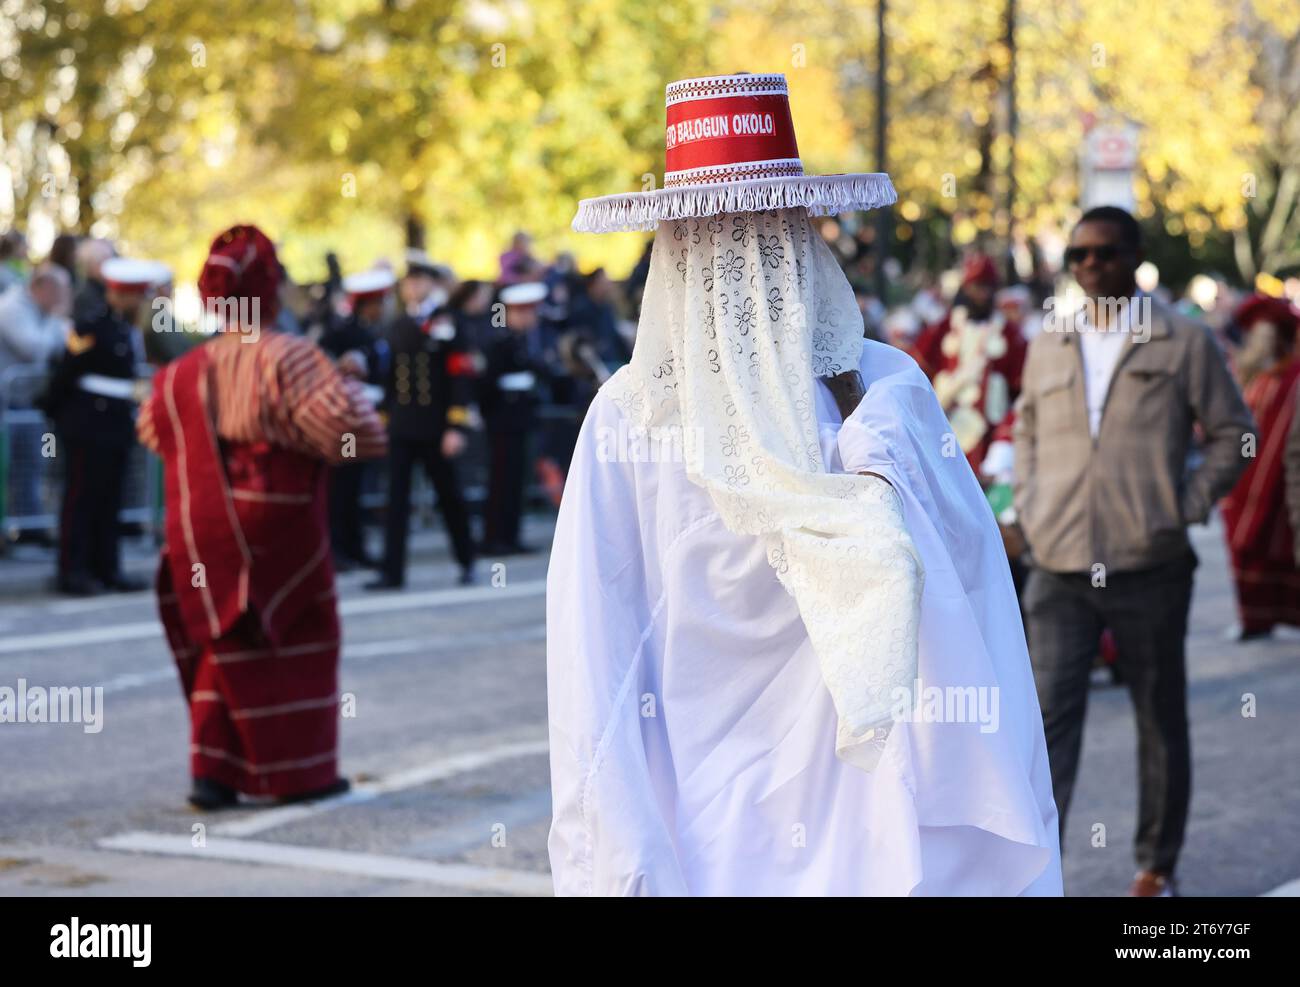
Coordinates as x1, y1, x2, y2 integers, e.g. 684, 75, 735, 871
0, 364, 160, 536
2, 362, 582, 538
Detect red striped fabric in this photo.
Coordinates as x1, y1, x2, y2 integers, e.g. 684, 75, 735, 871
1221, 358, 1300, 632
139, 332, 387, 463
140, 333, 385, 797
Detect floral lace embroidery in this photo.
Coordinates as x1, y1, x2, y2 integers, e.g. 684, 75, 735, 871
607, 208, 925, 764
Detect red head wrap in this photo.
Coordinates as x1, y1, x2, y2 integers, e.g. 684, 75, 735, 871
1233, 293, 1299, 345
199, 225, 282, 326
961, 253, 1000, 289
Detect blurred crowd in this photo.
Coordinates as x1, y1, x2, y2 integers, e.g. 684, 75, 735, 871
1, 217, 1298, 632
0, 225, 638, 593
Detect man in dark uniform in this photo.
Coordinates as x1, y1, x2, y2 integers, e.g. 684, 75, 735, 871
319, 269, 394, 570
480, 281, 547, 555
71, 238, 114, 326
366, 253, 478, 589
44, 257, 161, 595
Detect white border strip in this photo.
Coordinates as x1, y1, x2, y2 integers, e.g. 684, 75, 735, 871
666, 74, 788, 105
664, 158, 803, 184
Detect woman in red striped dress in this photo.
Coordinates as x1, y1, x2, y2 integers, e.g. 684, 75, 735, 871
138, 225, 388, 809
1222, 294, 1300, 639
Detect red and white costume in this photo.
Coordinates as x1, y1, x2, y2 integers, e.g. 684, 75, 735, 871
138, 227, 386, 797
911, 255, 1027, 471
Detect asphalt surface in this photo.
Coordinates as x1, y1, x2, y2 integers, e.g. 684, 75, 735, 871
0, 514, 1296, 897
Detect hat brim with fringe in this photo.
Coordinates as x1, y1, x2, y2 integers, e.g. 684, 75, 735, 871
573, 172, 897, 234
572, 72, 897, 234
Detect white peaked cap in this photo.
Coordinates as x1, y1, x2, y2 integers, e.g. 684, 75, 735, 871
102, 257, 169, 289
343, 268, 397, 297
499, 281, 547, 306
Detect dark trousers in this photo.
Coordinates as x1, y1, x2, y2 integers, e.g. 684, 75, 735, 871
59, 439, 129, 583
1023, 551, 1197, 875
382, 435, 475, 583
484, 429, 528, 548
329, 461, 368, 563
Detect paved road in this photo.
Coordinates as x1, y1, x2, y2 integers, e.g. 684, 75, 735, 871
0, 515, 1295, 896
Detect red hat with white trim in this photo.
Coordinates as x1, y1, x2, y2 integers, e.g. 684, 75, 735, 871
343, 268, 396, 301
102, 257, 169, 291
572, 72, 895, 233
961, 253, 1000, 288
1234, 292, 1299, 343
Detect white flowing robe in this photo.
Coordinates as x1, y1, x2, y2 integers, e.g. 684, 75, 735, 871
546, 340, 1062, 896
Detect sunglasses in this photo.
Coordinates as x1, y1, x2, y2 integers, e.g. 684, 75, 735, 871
1064, 244, 1125, 265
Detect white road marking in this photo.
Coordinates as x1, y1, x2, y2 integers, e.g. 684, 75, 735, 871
46, 591, 155, 615
97, 832, 553, 896
8, 627, 547, 701
211, 736, 550, 837
0, 580, 546, 655
338, 579, 545, 617
402, 789, 552, 858
0, 619, 161, 655
1264, 878, 1300, 896
99, 668, 176, 694
95, 736, 554, 894
345, 625, 545, 661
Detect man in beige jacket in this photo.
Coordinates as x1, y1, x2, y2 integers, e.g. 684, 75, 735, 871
1013, 206, 1253, 897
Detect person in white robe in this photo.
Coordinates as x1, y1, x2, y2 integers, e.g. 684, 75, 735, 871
546, 207, 1062, 896
548, 72, 1061, 896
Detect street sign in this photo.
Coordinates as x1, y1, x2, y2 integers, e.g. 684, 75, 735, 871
1081, 117, 1141, 211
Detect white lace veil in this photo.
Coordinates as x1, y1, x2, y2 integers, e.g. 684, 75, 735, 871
606, 207, 924, 771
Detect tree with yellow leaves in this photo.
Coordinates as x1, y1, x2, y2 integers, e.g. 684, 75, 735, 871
2, 0, 1296, 285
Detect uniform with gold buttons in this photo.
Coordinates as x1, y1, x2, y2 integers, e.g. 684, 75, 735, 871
369, 299, 479, 587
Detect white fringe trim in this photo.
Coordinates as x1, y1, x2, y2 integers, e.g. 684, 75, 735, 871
572, 173, 896, 233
